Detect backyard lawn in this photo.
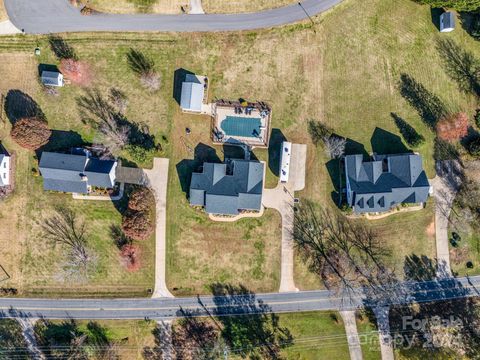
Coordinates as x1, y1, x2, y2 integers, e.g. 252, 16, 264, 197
0, 0, 477, 296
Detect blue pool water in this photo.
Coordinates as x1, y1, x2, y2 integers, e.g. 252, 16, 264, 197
220, 116, 262, 138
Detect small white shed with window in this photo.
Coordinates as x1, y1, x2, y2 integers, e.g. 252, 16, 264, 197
440, 11, 455, 33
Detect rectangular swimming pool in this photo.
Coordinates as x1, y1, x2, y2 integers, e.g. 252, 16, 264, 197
220, 116, 262, 138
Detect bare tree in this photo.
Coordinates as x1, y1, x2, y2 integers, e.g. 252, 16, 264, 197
43, 206, 96, 281
323, 135, 346, 159
292, 201, 394, 302
77, 89, 131, 154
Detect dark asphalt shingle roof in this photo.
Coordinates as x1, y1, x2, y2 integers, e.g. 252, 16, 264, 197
39, 152, 117, 194
345, 153, 430, 213
189, 160, 264, 215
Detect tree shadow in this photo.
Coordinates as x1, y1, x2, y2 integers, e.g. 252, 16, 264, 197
403, 254, 437, 282
268, 128, 287, 177
110, 224, 131, 249
435, 38, 480, 97
344, 137, 368, 157
434, 137, 460, 161
176, 143, 221, 194
48, 35, 77, 60
371, 127, 411, 155
173, 68, 194, 106
391, 112, 425, 148
38, 63, 60, 76
430, 7, 444, 31
398, 73, 447, 129
460, 12, 480, 41
4, 90, 45, 124
206, 283, 294, 359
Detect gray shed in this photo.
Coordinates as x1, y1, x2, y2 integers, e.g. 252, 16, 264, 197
440, 11, 455, 33
41, 71, 64, 87
180, 74, 204, 112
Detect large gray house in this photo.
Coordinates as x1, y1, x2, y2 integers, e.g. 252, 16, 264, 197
345, 153, 430, 214
39, 151, 117, 194
189, 160, 264, 215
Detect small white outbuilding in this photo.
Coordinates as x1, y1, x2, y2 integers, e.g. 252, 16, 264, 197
180, 74, 205, 112
440, 11, 455, 33
41, 71, 64, 87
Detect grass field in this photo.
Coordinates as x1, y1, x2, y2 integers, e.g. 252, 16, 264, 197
356, 311, 381, 360
87, 0, 187, 14
86, 0, 295, 14
34, 319, 156, 360
0, 0, 477, 295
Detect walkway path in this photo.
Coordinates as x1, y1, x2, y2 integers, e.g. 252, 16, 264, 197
0, 20, 20, 34
373, 307, 394, 360
144, 158, 174, 298
4, 0, 343, 34
340, 310, 363, 360
17, 317, 45, 360
189, 0, 205, 14
263, 144, 306, 293
431, 160, 462, 278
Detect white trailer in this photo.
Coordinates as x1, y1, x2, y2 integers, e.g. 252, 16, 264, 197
279, 141, 292, 183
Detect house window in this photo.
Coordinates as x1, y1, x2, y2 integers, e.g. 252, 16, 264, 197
3, 162, 6, 168
3, 173, 5, 178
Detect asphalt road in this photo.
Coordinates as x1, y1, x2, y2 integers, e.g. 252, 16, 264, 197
2, 275, 480, 320
4, 0, 342, 34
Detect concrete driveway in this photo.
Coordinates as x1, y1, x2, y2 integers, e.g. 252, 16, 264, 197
5, 0, 343, 34
263, 144, 307, 293
143, 158, 174, 298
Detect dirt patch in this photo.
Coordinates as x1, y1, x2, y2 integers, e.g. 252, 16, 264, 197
426, 220, 435, 238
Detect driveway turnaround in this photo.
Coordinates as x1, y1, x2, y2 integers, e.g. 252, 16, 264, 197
144, 158, 174, 298
0, 275, 479, 320
5, 0, 343, 34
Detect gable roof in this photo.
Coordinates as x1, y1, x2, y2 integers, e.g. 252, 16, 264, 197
345, 153, 430, 213
39, 152, 117, 194
189, 160, 264, 215
180, 75, 204, 111
41, 71, 63, 86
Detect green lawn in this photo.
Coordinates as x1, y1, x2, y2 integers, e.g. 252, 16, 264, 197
279, 311, 350, 359
356, 311, 381, 360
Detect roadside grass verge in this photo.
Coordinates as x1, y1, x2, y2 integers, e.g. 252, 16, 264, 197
356, 311, 381, 360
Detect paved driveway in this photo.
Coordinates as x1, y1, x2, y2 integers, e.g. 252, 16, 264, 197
143, 158, 174, 298
5, 0, 343, 34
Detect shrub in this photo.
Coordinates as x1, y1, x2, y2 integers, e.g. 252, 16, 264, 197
436, 112, 469, 142
307, 120, 332, 145
122, 210, 154, 241
59, 59, 93, 86
128, 187, 155, 212
10, 117, 51, 150
475, 109, 480, 129
413, 0, 480, 12
468, 136, 480, 156
120, 244, 141, 272
126, 49, 160, 91
125, 144, 156, 164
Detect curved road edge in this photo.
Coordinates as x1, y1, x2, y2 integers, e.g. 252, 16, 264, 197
5, 0, 343, 34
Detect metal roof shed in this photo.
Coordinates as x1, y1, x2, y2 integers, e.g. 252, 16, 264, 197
180, 74, 204, 112
41, 71, 64, 87
440, 11, 455, 33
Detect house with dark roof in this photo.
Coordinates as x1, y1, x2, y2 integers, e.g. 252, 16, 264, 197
345, 153, 431, 214
189, 160, 264, 215
39, 151, 117, 194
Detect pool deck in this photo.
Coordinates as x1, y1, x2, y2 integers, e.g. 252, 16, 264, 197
212, 103, 271, 148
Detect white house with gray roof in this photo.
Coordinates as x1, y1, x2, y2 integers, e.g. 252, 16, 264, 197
189, 160, 264, 215
345, 153, 430, 214
39, 152, 117, 194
